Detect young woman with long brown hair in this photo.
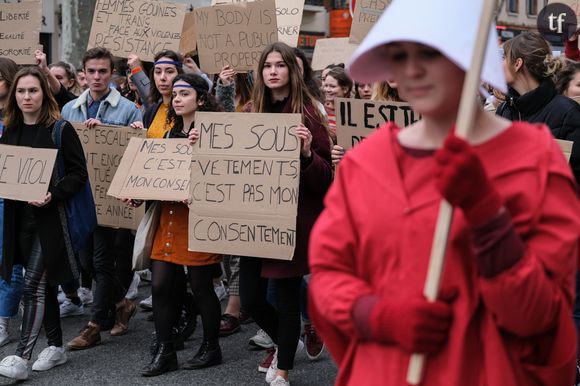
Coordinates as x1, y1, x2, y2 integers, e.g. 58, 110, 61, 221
240, 42, 333, 386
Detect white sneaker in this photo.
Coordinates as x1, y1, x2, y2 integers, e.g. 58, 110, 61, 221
0, 325, 8, 347
125, 273, 140, 300
136, 269, 152, 282
265, 348, 278, 383
0, 355, 29, 380
249, 329, 275, 349
139, 295, 153, 311
214, 281, 227, 301
57, 287, 66, 304
78, 287, 93, 305
296, 339, 304, 353
59, 299, 84, 318
270, 376, 290, 386
31, 346, 67, 371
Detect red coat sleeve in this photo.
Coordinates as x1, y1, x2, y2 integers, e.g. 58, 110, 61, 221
479, 173, 580, 337
309, 158, 374, 361
565, 38, 580, 61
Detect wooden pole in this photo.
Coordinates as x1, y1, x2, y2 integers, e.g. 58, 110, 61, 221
405, 0, 498, 384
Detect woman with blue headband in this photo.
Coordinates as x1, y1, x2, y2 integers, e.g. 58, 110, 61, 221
136, 73, 224, 377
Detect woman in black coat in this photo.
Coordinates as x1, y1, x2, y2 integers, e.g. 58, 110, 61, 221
0, 67, 87, 381
497, 32, 580, 182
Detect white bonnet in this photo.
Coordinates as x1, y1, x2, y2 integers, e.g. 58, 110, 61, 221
348, 0, 507, 93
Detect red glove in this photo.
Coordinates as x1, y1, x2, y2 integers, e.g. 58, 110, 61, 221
434, 135, 502, 227
368, 289, 456, 354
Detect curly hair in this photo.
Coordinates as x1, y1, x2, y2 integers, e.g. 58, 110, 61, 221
555, 60, 580, 95
166, 73, 223, 136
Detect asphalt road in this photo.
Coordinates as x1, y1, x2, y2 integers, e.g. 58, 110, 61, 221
0, 280, 338, 385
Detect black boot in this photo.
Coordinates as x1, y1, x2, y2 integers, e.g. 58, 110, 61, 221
142, 342, 178, 377
182, 339, 222, 370
149, 330, 185, 356
176, 292, 198, 342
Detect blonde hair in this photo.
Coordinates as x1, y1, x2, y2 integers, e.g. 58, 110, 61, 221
503, 32, 565, 82
371, 81, 402, 102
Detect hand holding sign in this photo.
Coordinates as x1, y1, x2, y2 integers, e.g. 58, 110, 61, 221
219, 66, 236, 87
294, 124, 312, 158
28, 192, 52, 208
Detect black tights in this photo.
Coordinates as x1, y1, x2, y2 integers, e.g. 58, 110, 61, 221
239, 257, 302, 371
151, 260, 220, 344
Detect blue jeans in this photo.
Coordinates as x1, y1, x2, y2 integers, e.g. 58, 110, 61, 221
0, 198, 24, 317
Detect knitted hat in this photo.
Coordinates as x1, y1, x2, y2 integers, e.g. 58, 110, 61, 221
348, 0, 507, 93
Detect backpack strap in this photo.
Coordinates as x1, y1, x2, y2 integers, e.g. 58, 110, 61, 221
51, 120, 67, 180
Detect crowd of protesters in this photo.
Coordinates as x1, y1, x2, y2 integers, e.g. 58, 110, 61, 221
1, 0, 580, 384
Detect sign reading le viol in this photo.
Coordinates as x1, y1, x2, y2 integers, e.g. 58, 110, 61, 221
0, 144, 57, 202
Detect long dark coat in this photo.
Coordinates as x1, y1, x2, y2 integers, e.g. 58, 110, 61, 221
0, 120, 87, 285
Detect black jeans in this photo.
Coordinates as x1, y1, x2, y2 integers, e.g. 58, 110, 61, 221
239, 257, 302, 371
15, 232, 61, 360
78, 226, 128, 326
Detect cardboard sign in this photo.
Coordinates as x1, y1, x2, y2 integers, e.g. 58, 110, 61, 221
556, 139, 573, 162
311, 38, 358, 71
72, 123, 146, 230
0, 144, 57, 202
189, 112, 301, 260
194, 0, 278, 73
180, 11, 197, 53
335, 98, 420, 150
108, 138, 192, 201
349, 0, 390, 44
211, 0, 305, 47
0, 0, 42, 64
87, 0, 187, 61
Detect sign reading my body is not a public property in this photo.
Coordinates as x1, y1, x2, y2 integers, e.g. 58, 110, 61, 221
189, 112, 301, 260
211, 0, 306, 48
194, 0, 278, 73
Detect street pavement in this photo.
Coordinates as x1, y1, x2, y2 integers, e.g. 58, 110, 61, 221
0, 280, 337, 385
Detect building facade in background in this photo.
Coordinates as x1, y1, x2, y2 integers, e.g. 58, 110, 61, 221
1, 0, 560, 68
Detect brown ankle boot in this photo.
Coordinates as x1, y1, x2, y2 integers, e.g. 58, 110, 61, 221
111, 298, 137, 336
67, 323, 101, 350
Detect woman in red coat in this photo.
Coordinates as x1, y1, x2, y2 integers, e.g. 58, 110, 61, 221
308, 0, 580, 385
